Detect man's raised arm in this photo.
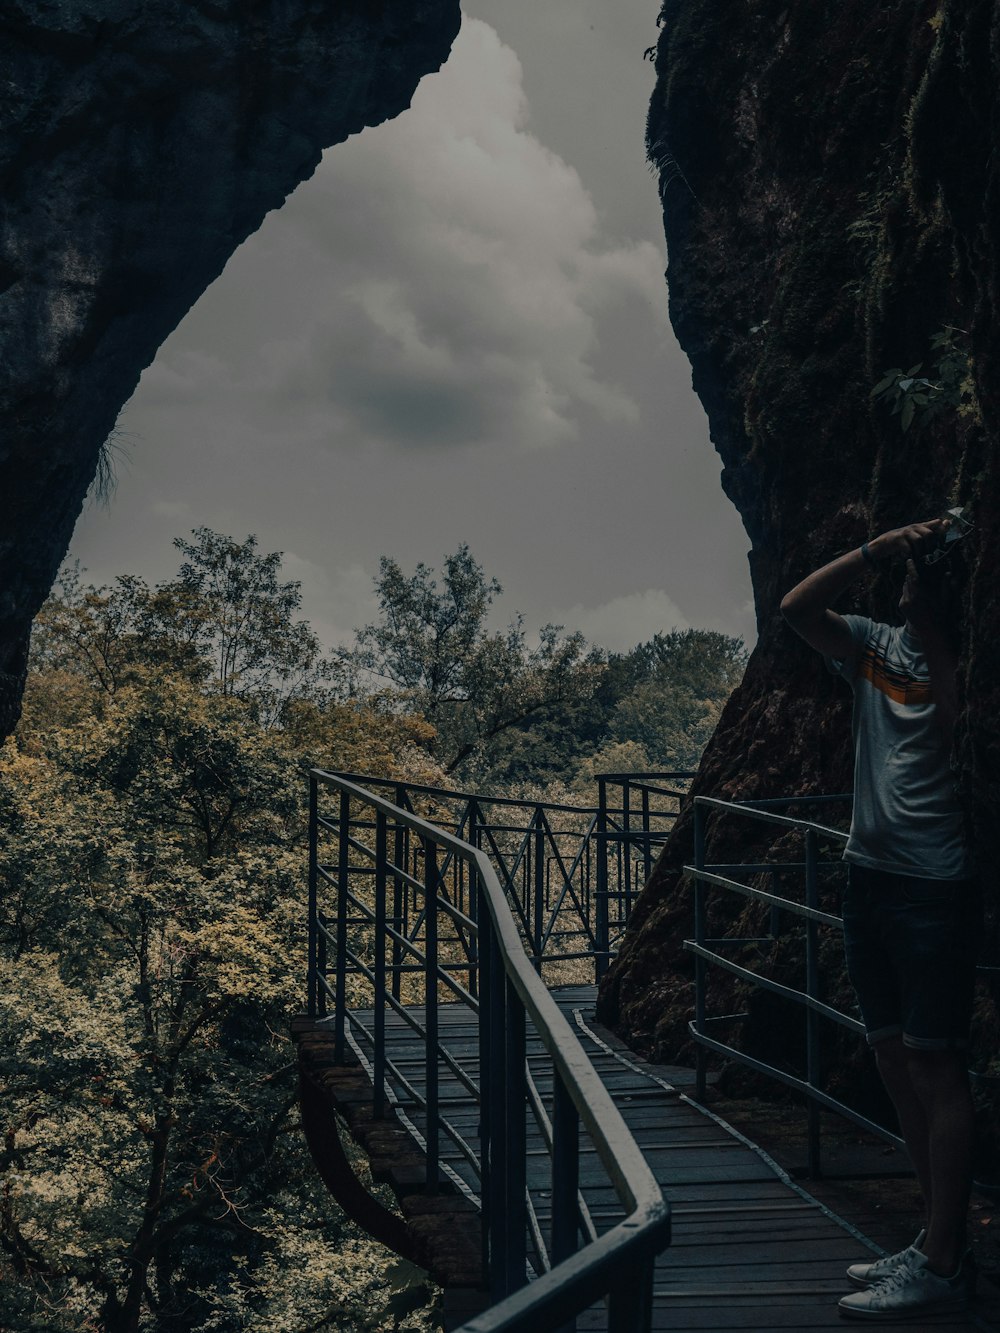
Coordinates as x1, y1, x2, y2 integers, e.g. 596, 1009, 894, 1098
780, 520, 947, 659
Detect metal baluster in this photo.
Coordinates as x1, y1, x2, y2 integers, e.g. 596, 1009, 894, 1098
595, 778, 609, 984
317, 910, 327, 1020
477, 861, 493, 1290
334, 789, 350, 1061
488, 922, 508, 1301
307, 775, 318, 1018
805, 828, 821, 1178
694, 800, 707, 1101
504, 973, 527, 1295
534, 810, 544, 973
641, 783, 652, 887
392, 810, 404, 1003
425, 838, 439, 1191
623, 778, 632, 924
468, 800, 480, 1001
608, 1258, 654, 1333
374, 809, 387, 1120
552, 1071, 579, 1333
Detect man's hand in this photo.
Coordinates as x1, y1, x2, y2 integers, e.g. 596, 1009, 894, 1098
866, 518, 949, 566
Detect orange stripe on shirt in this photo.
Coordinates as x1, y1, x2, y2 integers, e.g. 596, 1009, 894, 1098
857, 649, 933, 705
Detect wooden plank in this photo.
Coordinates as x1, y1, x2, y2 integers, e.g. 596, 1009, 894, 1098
370, 989, 985, 1333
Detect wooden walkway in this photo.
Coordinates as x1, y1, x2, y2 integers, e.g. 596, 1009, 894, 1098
345, 984, 999, 1331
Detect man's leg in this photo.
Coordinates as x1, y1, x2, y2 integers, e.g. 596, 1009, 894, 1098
905, 1048, 976, 1277
871, 1034, 932, 1213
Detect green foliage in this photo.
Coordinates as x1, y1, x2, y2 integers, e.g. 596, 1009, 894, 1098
607, 629, 748, 771
2, 535, 442, 1333
487, 628, 747, 788
1, 531, 747, 1329
871, 327, 978, 433
348, 545, 603, 777
34, 530, 335, 726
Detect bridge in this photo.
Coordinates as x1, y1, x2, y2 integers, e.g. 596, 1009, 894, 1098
292, 769, 999, 1331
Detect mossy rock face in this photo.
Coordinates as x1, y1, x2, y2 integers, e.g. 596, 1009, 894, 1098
601, 0, 1000, 1146
0, 0, 461, 735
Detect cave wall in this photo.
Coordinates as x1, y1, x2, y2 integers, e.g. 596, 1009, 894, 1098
0, 0, 461, 734
599, 0, 1000, 1066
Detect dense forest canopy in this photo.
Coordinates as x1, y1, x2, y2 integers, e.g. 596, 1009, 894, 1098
0, 530, 744, 1331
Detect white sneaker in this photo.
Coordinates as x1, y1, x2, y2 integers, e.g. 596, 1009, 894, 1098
838, 1248, 973, 1321
845, 1230, 925, 1289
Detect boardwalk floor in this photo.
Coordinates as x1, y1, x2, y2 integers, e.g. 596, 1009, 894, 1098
343, 985, 999, 1332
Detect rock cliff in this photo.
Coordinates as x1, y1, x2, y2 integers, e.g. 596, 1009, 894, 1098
0, 0, 460, 736
600, 0, 1000, 1096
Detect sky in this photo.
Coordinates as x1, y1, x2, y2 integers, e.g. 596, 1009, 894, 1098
71, 0, 755, 656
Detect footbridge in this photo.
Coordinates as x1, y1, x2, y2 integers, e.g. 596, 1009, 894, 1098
292, 769, 999, 1331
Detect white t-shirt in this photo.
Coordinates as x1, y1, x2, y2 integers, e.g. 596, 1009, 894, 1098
827, 614, 970, 880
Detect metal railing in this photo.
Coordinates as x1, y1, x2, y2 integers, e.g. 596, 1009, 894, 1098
685, 794, 997, 1185
594, 772, 693, 981
315, 770, 692, 986
306, 767, 671, 1332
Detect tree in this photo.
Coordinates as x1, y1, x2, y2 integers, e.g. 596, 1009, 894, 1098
31, 532, 336, 727
608, 629, 748, 770
2, 544, 442, 1333
350, 545, 603, 776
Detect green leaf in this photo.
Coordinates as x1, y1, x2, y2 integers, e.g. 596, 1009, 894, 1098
901, 397, 915, 431
871, 370, 901, 396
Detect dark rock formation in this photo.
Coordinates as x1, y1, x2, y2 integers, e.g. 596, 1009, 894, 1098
600, 0, 1000, 1089
0, 0, 460, 737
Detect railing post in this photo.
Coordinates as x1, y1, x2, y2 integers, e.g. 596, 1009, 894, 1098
552, 1071, 579, 1333
374, 809, 387, 1120
307, 774, 318, 1018
468, 799, 480, 1001
488, 923, 508, 1301
477, 861, 493, 1290
641, 782, 653, 887
534, 810, 545, 974
608, 1258, 654, 1333
694, 799, 707, 1102
392, 787, 405, 1003
805, 828, 821, 1178
334, 789, 350, 1062
622, 777, 632, 924
425, 838, 440, 1192
504, 973, 527, 1295
595, 777, 609, 984
317, 910, 328, 1020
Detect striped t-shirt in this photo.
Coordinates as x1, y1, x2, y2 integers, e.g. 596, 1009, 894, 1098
828, 614, 969, 880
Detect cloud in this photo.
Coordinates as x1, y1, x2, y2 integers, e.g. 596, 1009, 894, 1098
150, 499, 195, 522
134, 18, 663, 454
556, 589, 691, 653
281, 555, 379, 649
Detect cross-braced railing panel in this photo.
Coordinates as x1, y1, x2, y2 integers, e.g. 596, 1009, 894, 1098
316, 769, 693, 987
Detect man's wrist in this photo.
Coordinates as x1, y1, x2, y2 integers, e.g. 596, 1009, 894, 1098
860, 536, 890, 569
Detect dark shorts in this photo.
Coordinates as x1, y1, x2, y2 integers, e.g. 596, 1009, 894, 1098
842, 863, 981, 1051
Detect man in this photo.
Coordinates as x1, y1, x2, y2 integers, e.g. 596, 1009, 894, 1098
780, 517, 980, 1321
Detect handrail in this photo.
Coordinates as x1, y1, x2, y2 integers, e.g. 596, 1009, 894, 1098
306, 767, 671, 1333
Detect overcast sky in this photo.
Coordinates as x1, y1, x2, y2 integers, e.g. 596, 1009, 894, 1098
71, 0, 755, 655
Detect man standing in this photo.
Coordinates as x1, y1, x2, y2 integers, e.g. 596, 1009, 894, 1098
780, 517, 980, 1321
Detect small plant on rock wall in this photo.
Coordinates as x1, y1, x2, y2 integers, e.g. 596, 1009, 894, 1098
872, 326, 978, 432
